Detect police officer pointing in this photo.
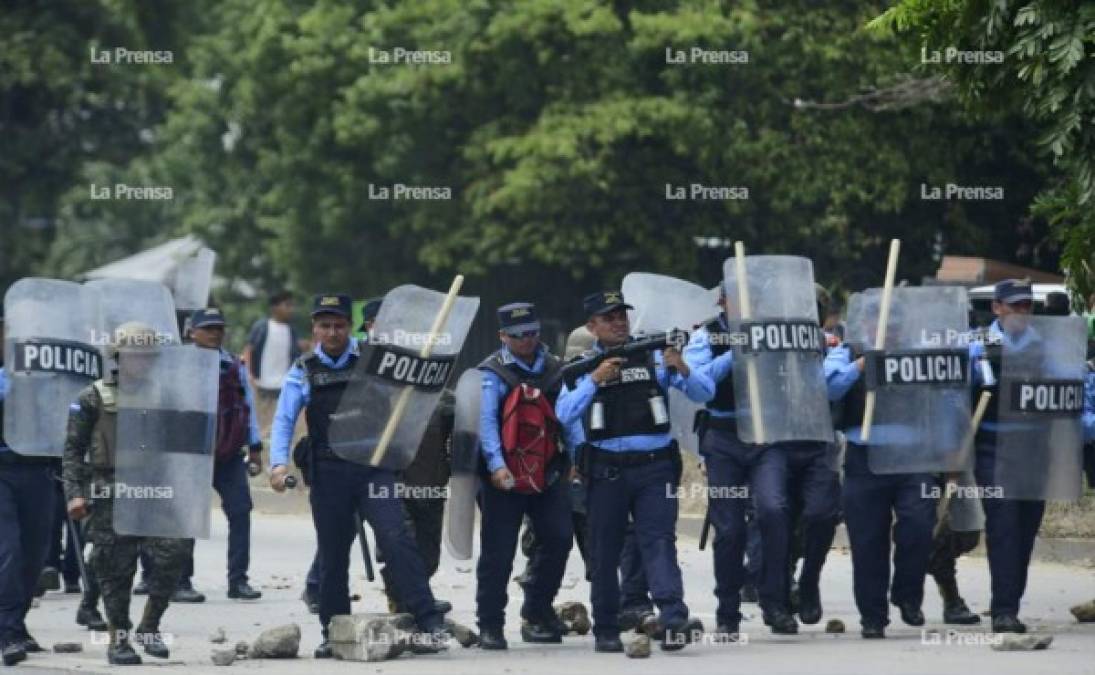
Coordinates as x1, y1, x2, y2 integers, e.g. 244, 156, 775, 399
268, 294, 448, 658
556, 291, 713, 653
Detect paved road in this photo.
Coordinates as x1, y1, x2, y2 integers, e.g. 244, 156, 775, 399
23, 511, 1095, 674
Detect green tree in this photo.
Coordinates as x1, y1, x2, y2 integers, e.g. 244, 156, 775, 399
870, 0, 1094, 301
0, 0, 213, 290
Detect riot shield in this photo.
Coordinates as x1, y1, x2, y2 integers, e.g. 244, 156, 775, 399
328, 285, 479, 470
443, 368, 481, 560
3, 279, 101, 457
114, 344, 219, 538
623, 272, 717, 455
86, 278, 181, 349
172, 247, 216, 311
994, 315, 1086, 500
722, 256, 833, 445
845, 286, 972, 474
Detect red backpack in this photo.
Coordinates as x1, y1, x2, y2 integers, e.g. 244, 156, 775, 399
500, 383, 560, 493
482, 352, 563, 494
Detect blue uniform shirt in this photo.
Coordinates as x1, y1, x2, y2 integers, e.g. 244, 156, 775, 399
270, 338, 360, 469
479, 345, 582, 473
1084, 370, 1095, 443
555, 340, 715, 456
0, 367, 8, 452
682, 314, 736, 418
220, 348, 262, 447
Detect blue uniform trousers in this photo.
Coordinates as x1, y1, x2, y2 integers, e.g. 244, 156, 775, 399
842, 443, 935, 627
476, 474, 572, 630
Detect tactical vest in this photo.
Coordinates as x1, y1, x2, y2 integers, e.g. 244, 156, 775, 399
581, 348, 669, 442
478, 349, 564, 404
300, 352, 358, 451
835, 344, 867, 432
703, 318, 737, 414
90, 381, 118, 469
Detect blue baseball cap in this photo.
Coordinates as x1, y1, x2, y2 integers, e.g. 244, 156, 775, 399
994, 279, 1033, 305
498, 302, 541, 336
190, 307, 226, 329
583, 290, 633, 318
311, 293, 353, 319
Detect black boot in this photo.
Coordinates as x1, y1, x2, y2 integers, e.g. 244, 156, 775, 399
16, 630, 42, 653
133, 630, 170, 659
227, 581, 262, 600
107, 632, 142, 666
521, 620, 562, 644
434, 599, 453, 615
0, 638, 25, 667
479, 628, 508, 650
937, 578, 981, 625
313, 641, 333, 658
593, 633, 623, 652
134, 597, 170, 658
896, 601, 925, 627
763, 608, 799, 635
861, 622, 885, 639
797, 584, 823, 625
618, 606, 651, 632
661, 617, 703, 652
170, 583, 205, 603
76, 605, 109, 631
991, 614, 1027, 633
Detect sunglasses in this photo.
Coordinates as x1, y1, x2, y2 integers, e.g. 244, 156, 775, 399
505, 329, 540, 339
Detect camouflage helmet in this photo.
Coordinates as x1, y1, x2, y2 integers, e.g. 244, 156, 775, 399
111, 321, 160, 353
564, 325, 595, 360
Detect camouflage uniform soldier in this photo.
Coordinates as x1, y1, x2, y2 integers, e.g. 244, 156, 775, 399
62, 323, 188, 666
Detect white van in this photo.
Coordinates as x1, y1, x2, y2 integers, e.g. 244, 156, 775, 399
968, 282, 1071, 327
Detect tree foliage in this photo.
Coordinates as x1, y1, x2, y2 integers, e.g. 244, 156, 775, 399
870, 0, 1094, 300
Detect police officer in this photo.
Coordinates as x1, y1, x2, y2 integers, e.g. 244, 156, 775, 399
556, 290, 713, 652
0, 304, 55, 666
682, 287, 798, 635
63, 323, 189, 664
518, 325, 594, 588
781, 286, 842, 624
475, 302, 576, 649
970, 279, 1093, 633
379, 385, 454, 615
185, 308, 264, 600
268, 294, 448, 658
824, 312, 935, 639
303, 297, 384, 614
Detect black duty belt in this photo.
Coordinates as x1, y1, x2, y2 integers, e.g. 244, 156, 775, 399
589, 445, 676, 468
704, 415, 739, 432
0, 451, 57, 466
313, 446, 342, 461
